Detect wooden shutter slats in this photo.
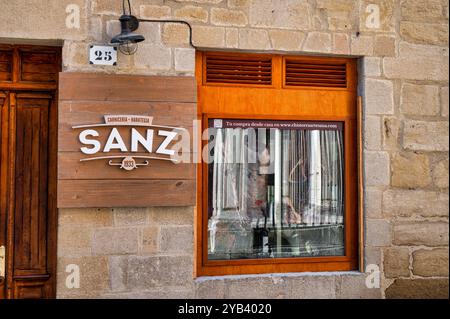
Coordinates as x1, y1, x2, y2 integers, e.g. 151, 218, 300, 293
207, 78, 272, 84
285, 59, 348, 88
286, 73, 346, 79
205, 54, 272, 86
207, 65, 272, 72
203, 53, 349, 89
286, 63, 345, 70
285, 68, 346, 75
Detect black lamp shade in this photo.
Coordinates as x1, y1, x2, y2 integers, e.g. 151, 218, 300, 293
111, 32, 145, 45
111, 15, 145, 45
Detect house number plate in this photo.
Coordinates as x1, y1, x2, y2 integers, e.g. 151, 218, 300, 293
89, 45, 117, 66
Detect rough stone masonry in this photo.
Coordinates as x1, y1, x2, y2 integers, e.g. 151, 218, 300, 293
0, 0, 448, 299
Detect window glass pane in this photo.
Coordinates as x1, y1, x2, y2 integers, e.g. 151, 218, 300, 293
207, 119, 345, 260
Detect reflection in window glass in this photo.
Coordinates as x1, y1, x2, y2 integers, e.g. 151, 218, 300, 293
207, 119, 345, 260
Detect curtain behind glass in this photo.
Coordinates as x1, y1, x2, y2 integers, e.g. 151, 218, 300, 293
208, 123, 345, 259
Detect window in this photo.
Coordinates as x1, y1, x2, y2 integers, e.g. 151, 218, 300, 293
208, 119, 345, 261
196, 52, 359, 276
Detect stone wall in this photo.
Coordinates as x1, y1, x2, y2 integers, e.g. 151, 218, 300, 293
0, 0, 448, 299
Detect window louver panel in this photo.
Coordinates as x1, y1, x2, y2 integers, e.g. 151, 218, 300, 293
205, 55, 272, 85
285, 60, 347, 88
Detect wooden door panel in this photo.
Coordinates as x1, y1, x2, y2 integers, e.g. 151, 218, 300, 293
13, 96, 51, 275
0, 44, 60, 299
0, 92, 8, 299
0, 51, 12, 82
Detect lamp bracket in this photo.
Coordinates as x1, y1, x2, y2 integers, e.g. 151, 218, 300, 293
138, 18, 197, 49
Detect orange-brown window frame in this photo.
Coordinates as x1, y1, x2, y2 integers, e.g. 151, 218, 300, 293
195, 51, 359, 277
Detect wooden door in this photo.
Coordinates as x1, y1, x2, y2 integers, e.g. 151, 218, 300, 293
0, 45, 60, 299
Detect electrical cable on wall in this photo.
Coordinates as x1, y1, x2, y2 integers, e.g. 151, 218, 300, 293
111, 0, 197, 55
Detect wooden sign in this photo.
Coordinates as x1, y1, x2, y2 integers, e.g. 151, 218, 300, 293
58, 73, 196, 208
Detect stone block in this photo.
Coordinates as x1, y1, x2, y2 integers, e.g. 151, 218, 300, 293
140, 5, 172, 19
0, 0, 88, 40
195, 278, 226, 298
134, 21, 162, 45
109, 256, 127, 292
400, 22, 449, 46
400, 83, 440, 116
383, 190, 448, 218
287, 274, 336, 299
162, 23, 190, 46
160, 225, 193, 253
386, 279, 449, 299
384, 43, 449, 81
225, 276, 287, 299
211, 8, 248, 26
333, 33, 350, 55
374, 35, 396, 57
364, 79, 394, 115
269, 30, 305, 51
124, 256, 193, 289
413, 248, 449, 277
175, 0, 223, 3
432, 158, 449, 188
113, 208, 148, 226
57, 256, 109, 297
364, 151, 390, 187
391, 152, 431, 188
57, 225, 92, 257
365, 246, 381, 266
88, 16, 103, 42
359, 0, 395, 32
228, 0, 250, 8
383, 247, 410, 278
441, 86, 449, 117
366, 219, 392, 247
303, 32, 332, 53
382, 117, 400, 151
174, 5, 209, 23
92, 0, 140, 15
192, 26, 225, 47
364, 116, 382, 150
175, 48, 195, 73
101, 288, 194, 299
351, 35, 374, 56
403, 120, 449, 152
337, 274, 381, 299
239, 29, 271, 50
105, 20, 120, 39
134, 44, 172, 71
225, 28, 239, 48
401, 0, 446, 22
249, 0, 310, 30
365, 188, 382, 219
316, 0, 357, 31
62, 41, 89, 69
363, 57, 381, 77
393, 222, 449, 246
59, 208, 113, 227
148, 206, 194, 225
92, 227, 139, 255
141, 226, 159, 254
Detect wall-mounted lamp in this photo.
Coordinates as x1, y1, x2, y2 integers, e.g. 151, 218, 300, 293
111, 0, 196, 55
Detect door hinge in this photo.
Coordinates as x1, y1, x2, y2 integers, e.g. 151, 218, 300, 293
0, 245, 5, 280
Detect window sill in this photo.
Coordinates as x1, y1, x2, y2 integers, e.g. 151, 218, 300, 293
195, 271, 364, 283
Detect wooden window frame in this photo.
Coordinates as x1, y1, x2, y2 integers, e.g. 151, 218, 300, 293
195, 51, 359, 277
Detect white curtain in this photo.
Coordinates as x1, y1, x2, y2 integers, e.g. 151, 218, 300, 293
210, 127, 344, 227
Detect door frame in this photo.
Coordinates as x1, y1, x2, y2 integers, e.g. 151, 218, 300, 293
0, 44, 61, 299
